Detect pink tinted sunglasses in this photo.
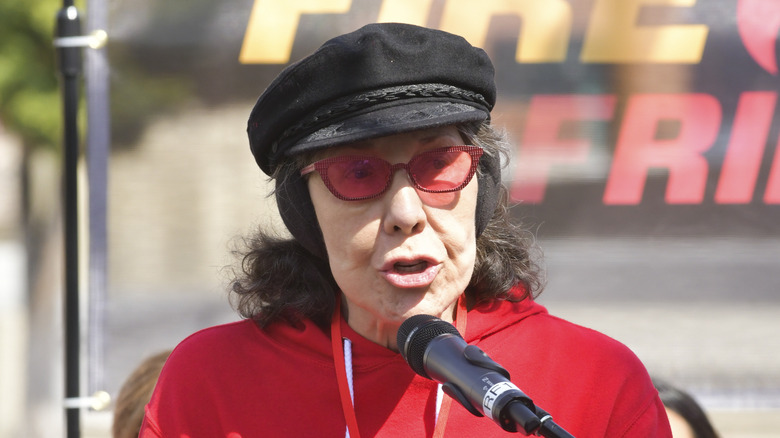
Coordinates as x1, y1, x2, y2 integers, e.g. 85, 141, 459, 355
300, 145, 483, 201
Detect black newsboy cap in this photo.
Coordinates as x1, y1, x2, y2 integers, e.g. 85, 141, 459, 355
248, 22, 496, 175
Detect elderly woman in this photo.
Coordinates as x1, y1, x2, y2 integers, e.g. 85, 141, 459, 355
140, 23, 671, 437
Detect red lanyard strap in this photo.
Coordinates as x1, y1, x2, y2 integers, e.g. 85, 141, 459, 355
331, 298, 361, 438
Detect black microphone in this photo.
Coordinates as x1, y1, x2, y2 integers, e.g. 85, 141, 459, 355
397, 314, 575, 437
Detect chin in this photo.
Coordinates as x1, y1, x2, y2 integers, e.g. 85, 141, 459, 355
403, 300, 455, 322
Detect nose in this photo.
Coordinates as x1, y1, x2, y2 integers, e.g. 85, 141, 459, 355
382, 169, 426, 235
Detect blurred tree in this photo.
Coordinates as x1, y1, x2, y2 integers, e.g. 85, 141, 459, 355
0, 0, 261, 151
0, 0, 83, 151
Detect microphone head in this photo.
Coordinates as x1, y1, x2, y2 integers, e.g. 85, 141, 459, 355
397, 314, 462, 378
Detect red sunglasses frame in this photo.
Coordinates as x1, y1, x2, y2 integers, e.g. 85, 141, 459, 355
300, 145, 483, 201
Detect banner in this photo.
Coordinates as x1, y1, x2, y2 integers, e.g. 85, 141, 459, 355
110, 0, 780, 239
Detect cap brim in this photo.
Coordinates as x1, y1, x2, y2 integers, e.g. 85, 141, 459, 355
285, 101, 489, 157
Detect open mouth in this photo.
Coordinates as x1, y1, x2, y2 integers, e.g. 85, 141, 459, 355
382, 259, 440, 288
393, 260, 429, 274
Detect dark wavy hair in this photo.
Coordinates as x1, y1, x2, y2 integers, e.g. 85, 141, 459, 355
229, 123, 545, 328
653, 378, 720, 438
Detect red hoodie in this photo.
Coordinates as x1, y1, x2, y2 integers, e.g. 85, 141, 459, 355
140, 297, 671, 437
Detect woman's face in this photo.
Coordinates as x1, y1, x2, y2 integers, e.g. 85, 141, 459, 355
307, 125, 479, 350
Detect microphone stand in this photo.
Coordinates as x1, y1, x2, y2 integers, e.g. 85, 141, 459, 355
500, 400, 575, 437
531, 406, 576, 438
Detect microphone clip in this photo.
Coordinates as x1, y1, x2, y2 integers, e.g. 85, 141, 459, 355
463, 344, 511, 379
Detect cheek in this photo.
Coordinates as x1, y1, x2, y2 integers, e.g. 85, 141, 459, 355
321, 220, 377, 263
433, 179, 479, 241
443, 229, 477, 285
309, 178, 377, 269
433, 181, 479, 280
309, 179, 345, 252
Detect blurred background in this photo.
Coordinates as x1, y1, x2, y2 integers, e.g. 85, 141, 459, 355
1, 0, 779, 436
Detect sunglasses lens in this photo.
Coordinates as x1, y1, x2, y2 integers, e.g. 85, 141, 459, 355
325, 157, 389, 200
410, 149, 476, 191
311, 146, 481, 200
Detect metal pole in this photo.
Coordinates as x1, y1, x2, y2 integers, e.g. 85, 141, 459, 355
85, 0, 110, 401
56, 3, 83, 437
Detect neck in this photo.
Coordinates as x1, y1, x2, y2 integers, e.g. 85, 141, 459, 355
340, 305, 400, 351
340, 296, 458, 352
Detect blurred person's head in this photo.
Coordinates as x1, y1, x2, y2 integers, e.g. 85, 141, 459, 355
654, 378, 720, 438
112, 350, 172, 438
